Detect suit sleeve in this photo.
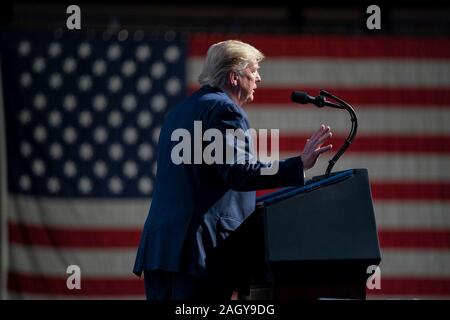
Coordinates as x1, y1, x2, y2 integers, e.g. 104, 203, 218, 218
205, 102, 304, 191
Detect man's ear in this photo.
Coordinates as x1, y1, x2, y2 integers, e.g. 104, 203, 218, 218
228, 70, 239, 87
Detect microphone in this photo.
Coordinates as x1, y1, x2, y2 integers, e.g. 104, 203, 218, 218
291, 91, 325, 107
291, 89, 359, 176
291, 91, 342, 109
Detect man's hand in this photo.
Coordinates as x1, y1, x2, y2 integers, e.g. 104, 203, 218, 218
300, 124, 333, 170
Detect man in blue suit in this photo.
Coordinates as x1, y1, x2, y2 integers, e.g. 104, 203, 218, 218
133, 40, 333, 300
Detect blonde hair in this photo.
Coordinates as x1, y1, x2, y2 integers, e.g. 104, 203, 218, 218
198, 40, 264, 90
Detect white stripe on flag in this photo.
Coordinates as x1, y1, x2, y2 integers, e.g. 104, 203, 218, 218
247, 107, 450, 134
380, 250, 450, 277
280, 153, 450, 182
8, 197, 450, 245
8, 195, 149, 228
375, 202, 450, 229
188, 58, 450, 87
9, 243, 136, 277
8, 196, 450, 230
9, 243, 450, 278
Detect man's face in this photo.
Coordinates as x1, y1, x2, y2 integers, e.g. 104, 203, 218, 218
237, 60, 261, 105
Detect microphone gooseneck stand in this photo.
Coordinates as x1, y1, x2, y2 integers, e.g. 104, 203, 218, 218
318, 90, 358, 177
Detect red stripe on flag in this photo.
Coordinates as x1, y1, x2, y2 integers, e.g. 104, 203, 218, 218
371, 182, 450, 200
9, 272, 450, 297
189, 34, 450, 58
8, 222, 141, 248
367, 277, 450, 296
253, 87, 450, 106
187, 86, 450, 106
8, 272, 144, 296
10, 218, 450, 250
379, 230, 450, 249
256, 182, 450, 201
278, 135, 450, 153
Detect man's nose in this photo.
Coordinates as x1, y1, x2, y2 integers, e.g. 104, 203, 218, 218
256, 72, 261, 82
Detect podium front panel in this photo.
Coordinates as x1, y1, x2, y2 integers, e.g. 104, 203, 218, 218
264, 169, 381, 264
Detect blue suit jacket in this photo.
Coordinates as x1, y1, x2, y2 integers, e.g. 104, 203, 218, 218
133, 85, 304, 278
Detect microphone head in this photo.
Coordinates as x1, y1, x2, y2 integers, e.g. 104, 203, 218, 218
291, 91, 310, 104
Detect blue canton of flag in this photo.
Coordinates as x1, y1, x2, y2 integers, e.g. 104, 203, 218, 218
1, 30, 187, 198
0, 30, 187, 299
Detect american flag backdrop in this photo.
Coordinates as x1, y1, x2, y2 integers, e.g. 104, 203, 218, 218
1, 31, 450, 299
0, 30, 187, 299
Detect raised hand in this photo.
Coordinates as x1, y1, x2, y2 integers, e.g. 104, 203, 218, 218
300, 124, 333, 170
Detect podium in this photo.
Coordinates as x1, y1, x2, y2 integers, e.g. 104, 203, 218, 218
207, 169, 381, 300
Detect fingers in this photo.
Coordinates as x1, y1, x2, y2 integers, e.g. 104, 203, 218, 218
316, 130, 332, 147
302, 125, 333, 170
309, 124, 326, 143
316, 144, 333, 155
309, 125, 331, 148
304, 125, 327, 152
